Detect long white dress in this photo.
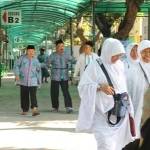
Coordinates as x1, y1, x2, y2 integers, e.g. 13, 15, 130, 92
76, 38, 135, 150
126, 40, 150, 138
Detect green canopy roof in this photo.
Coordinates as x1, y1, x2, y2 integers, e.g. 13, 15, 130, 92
0, 0, 91, 46
95, 0, 150, 13
0, 0, 150, 47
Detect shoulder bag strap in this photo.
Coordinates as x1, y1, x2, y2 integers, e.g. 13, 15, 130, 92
139, 63, 150, 86
96, 59, 114, 87
96, 59, 121, 125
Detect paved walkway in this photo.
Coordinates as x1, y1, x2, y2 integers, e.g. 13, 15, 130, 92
0, 72, 149, 150
0, 74, 96, 150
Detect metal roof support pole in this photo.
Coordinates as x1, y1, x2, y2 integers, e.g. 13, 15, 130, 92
69, 18, 73, 82
0, 40, 4, 88
45, 35, 48, 51
5, 27, 8, 70
70, 18, 73, 56
91, 0, 98, 52
148, 9, 150, 40
0, 22, 2, 87
0, 42, 2, 87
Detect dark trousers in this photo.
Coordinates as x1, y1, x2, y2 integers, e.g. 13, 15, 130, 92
20, 85, 38, 112
51, 80, 72, 109
9, 59, 14, 70
41, 68, 49, 82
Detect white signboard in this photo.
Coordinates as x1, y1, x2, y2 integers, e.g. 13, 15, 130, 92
1, 10, 22, 25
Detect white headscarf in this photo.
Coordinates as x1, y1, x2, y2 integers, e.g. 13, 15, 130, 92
126, 43, 139, 64
138, 40, 150, 85
100, 38, 127, 94
101, 38, 125, 64
138, 40, 150, 52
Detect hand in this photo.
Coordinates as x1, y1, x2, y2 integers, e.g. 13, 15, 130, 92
72, 77, 79, 85
15, 76, 20, 81
73, 76, 79, 81
98, 84, 114, 95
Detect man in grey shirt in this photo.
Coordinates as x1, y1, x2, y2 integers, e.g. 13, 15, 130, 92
47, 39, 73, 113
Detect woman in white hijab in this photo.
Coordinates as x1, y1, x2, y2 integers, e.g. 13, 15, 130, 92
126, 40, 150, 140
76, 38, 135, 150
124, 43, 139, 108
124, 43, 138, 69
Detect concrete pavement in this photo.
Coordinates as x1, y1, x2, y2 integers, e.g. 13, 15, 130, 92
0, 75, 96, 150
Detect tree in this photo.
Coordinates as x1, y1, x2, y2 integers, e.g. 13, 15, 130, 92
76, 16, 88, 44
95, 13, 120, 38
115, 0, 144, 39
77, 0, 144, 42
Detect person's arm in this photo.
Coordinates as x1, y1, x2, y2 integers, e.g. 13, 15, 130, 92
36, 59, 42, 86
67, 54, 76, 64
13, 56, 23, 81
46, 54, 53, 68
73, 57, 81, 78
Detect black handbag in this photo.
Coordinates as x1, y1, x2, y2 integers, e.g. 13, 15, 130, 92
110, 92, 128, 117
96, 59, 129, 125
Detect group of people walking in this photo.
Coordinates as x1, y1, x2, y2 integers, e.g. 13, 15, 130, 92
13, 40, 74, 116
13, 37, 150, 150
76, 38, 150, 150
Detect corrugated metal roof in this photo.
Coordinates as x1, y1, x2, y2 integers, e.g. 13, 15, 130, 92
0, 0, 150, 47
0, 0, 90, 46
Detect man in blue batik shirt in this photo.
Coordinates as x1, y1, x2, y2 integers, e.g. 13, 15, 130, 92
14, 45, 41, 116
47, 39, 73, 113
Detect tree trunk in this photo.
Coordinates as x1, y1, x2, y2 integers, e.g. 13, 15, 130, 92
114, 0, 139, 40
95, 14, 111, 37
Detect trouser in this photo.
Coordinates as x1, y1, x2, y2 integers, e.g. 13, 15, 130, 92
20, 85, 38, 112
9, 59, 14, 70
41, 68, 49, 82
51, 80, 72, 109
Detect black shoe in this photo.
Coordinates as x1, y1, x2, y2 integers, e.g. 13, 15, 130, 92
51, 108, 58, 112
66, 107, 73, 114
45, 80, 48, 83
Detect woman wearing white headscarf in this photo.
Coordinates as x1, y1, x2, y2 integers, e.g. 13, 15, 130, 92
124, 43, 139, 108
124, 43, 138, 68
126, 40, 150, 139
76, 38, 135, 150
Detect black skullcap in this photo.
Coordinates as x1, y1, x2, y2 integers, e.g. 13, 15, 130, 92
40, 48, 45, 51
27, 45, 35, 49
85, 41, 93, 47
55, 39, 64, 46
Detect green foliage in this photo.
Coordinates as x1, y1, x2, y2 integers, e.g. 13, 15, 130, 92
0, 63, 7, 77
